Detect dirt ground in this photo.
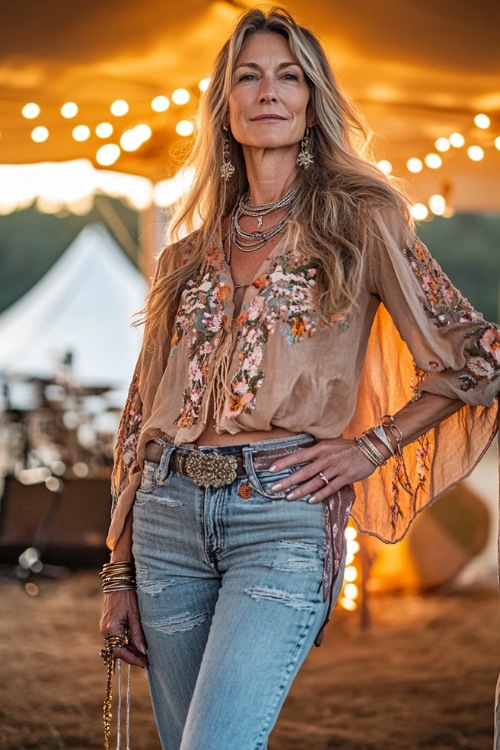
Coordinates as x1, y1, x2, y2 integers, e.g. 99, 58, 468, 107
0, 570, 499, 750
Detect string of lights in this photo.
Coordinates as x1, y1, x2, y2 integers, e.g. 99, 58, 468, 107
13, 80, 210, 167
375, 112, 499, 220
0, 78, 497, 218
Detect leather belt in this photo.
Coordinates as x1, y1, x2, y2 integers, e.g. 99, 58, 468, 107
144, 437, 314, 488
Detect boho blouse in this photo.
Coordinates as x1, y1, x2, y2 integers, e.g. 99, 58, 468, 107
107, 207, 500, 550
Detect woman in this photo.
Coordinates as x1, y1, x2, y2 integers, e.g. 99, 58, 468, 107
100, 7, 500, 750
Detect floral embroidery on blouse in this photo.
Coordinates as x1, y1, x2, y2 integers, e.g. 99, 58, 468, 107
111, 370, 142, 514
388, 366, 433, 533
170, 245, 349, 425
404, 240, 481, 327
404, 238, 500, 391
226, 253, 343, 418
171, 245, 230, 429
119, 370, 142, 467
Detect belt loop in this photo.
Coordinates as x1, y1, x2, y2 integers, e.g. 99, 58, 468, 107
156, 443, 175, 484
242, 445, 252, 475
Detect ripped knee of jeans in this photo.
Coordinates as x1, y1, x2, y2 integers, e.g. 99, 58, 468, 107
144, 611, 208, 634
268, 540, 320, 572
245, 586, 316, 611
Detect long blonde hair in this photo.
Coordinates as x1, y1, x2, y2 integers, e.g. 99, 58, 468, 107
142, 6, 411, 340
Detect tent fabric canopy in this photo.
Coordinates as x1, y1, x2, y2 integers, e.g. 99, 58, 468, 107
1, 1, 499, 209
0, 224, 147, 388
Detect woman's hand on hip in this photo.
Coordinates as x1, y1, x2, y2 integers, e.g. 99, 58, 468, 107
269, 437, 377, 503
100, 589, 148, 668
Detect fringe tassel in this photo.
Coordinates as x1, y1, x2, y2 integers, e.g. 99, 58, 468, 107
203, 330, 236, 430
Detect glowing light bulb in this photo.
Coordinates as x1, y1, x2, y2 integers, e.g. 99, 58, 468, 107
23, 103, 40, 119
198, 77, 211, 92
407, 158, 423, 174
344, 566, 358, 583
111, 100, 129, 116
176, 119, 194, 137
377, 160, 392, 175
344, 527, 358, 541
495, 136, 500, 151
172, 88, 190, 105
449, 132, 465, 148
347, 539, 360, 554
120, 129, 141, 152
72, 125, 91, 142
31, 126, 49, 142
424, 153, 442, 169
474, 113, 490, 129
96, 122, 113, 138
23, 102, 41, 119
151, 96, 170, 112
429, 194, 446, 216
61, 102, 78, 118
120, 124, 153, 151
134, 124, 152, 142
410, 203, 429, 221
344, 583, 359, 600
96, 144, 121, 166
468, 145, 484, 161
435, 137, 450, 152
340, 597, 357, 611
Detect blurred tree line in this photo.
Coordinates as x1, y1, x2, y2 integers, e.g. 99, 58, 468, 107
0, 197, 139, 316
0, 204, 498, 322
418, 214, 499, 323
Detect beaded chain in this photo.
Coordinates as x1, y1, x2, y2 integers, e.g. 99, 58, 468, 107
227, 187, 297, 259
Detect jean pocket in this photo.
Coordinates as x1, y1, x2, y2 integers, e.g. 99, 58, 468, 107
139, 459, 160, 493
247, 460, 307, 501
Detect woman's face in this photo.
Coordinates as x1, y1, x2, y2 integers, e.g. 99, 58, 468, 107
228, 32, 312, 154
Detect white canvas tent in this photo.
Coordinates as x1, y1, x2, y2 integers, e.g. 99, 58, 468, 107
0, 224, 148, 392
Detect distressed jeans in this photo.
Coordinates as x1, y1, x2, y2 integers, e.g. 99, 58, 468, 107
132, 435, 346, 750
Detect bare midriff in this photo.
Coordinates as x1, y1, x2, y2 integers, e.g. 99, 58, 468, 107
194, 398, 299, 447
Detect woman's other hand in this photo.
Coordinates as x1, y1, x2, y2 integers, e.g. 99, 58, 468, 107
269, 437, 385, 503
100, 589, 148, 668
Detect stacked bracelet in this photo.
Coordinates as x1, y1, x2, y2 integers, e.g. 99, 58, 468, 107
380, 414, 404, 457
370, 424, 396, 457
100, 561, 136, 593
355, 414, 405, 469
354, 434, 387, 467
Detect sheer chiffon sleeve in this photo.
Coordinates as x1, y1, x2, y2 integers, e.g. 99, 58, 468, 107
347, 207, 499, 543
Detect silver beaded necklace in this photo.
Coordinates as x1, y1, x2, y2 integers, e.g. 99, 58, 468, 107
229, 187, 296, 256
237, 187, 297, 228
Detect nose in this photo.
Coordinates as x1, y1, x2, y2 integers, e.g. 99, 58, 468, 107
259, 92, 278, 103
258, 74, 278, 103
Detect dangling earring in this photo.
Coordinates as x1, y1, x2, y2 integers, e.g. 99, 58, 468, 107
221, 126, 235, 181
296, 127, 314, 170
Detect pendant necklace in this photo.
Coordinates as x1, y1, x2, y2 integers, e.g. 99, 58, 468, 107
229, 186, 297, 256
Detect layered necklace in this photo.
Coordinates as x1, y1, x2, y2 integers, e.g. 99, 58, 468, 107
228, 186, 296, 259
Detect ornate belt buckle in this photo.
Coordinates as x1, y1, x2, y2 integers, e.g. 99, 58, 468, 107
184, 451, 238, 488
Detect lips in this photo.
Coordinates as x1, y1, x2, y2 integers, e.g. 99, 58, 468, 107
251, 114, 286, 121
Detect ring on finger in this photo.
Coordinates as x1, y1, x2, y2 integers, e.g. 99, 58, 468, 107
318, 471, 329, 486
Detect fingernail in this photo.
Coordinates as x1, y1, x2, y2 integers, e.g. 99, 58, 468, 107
307, 496, 317, 504
269, 464, 277, 472
286, 492, 295, 500
271, 483, 282, 491
139, 644, 147, 654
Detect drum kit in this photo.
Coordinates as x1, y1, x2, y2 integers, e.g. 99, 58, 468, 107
0, 371, 122, 583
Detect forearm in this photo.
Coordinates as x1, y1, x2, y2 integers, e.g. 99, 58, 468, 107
109, 509, 134, 562
369, 391, 464, 461
393, 391, 464, 447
